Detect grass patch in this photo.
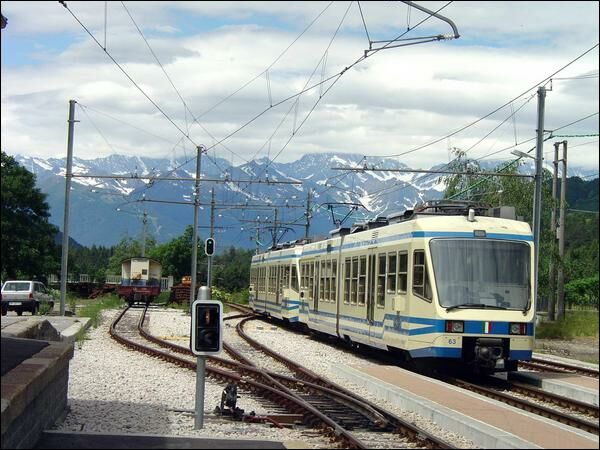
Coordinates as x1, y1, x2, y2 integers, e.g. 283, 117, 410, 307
536, 309, 599, 339
77, 294, 123, 328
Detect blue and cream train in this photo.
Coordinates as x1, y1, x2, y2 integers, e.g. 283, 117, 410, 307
249, 201, 535, 372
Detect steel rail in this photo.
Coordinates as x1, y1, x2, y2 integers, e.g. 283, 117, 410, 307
111, 306, 367, 449
450, 377, 599, 435
234, 316, 456, 448
509, 381, 599, 418
520, 358, 599, 379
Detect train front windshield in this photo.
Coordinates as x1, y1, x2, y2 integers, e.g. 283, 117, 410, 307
430, 239, 531, 311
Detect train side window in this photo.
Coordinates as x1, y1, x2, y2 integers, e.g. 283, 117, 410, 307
377, 253, 386, 307
397, 252, 408, 294
323, 260, 330, 302
387, 252, 397, 293
285, 265, 291, 289
344, 258, 351, 304
318, 260, 325, 302
331, 260, 337, 303
291, 264, 299, 292
268, 267, 272, 294
413, 250, 432, 301
358, 255, 367, 305
301, 263, 306, 290
351, 256, 358, 305
258, 267, 262, 294
265, 267, 268, 294
282, 265, 289, 292
308, 262, 315, 301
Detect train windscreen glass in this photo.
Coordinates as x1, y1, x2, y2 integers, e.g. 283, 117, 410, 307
430, 239, 530, 310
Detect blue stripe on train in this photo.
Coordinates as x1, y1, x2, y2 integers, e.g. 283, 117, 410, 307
296, 305, 534, 337
409, 347, 462, 358
407, 348, 533, 360
253, 231, 533, 262
509, 350, 532, 360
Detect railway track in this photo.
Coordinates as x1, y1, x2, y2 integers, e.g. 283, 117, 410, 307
519, 357, 599, 378
447, 377, 599, 435
230, 302, 599, 437
111, 305, 456, 449
229, 316, 456, 449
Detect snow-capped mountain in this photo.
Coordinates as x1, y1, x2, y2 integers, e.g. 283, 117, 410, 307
13, 152, 597, 248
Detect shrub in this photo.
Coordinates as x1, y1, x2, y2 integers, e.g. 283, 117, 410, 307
565, 276, 599, 309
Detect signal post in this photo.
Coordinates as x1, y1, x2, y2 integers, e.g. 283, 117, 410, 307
190, 286, 223, 429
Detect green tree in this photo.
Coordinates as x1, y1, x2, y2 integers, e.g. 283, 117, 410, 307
1, 151, 59, 280
213, 247, 253, 291
148, 225, 197, 281
106, 234, 156, 275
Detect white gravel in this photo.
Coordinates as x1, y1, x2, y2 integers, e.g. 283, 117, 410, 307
53, 308, 331, 448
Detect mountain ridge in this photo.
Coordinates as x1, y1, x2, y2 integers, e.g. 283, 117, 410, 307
13, 152, 599, 248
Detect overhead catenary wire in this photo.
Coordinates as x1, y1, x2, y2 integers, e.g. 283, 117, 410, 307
357, 1, 371, 46
63, 0, 457, 209
60, 1, 198, 149
248, 1, 456, 186
370, 42, 599, 159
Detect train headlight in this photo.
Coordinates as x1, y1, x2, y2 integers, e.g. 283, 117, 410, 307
509, 322, 527, 335
445, 320, 464, 333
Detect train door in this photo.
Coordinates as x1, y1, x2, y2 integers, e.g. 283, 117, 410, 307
366, 253, 376, 330
263, 266, 268, 313
275, 265, 281, 305
313, 260, 320, 313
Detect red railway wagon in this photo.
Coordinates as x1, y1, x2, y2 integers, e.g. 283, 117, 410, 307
117, 257, 162, 305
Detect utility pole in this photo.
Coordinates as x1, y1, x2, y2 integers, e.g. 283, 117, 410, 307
141, 210, 148, 257
60, 100, 77, 316
207, 188, 215, 291
190, 146, 204, 309
556, 140, 567, 321
532, 86, 546, 314
304, 189, 312, 240
271, 208, 279, 248
548, 142, 559, 319
255, 224, 261, 255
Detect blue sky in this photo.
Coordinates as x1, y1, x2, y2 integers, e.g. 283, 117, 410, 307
1, 1, 598, 172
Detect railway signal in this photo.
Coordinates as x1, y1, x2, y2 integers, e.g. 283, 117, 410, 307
204, 237, 215, 256
190, 299, 223, 355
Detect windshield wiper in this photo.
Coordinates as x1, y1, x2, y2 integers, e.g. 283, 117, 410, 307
446, 303, 508, 312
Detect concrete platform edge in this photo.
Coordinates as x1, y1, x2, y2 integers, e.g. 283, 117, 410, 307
336, 364, 541, 449
38, 430, 304, 449
532, 352, 599, 370
511, 371, 599, 407
60, 318, 92, 344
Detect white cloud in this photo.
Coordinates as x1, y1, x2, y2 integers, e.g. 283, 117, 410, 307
1, 1, 598, 172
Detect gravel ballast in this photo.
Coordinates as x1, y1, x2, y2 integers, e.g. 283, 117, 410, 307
53, 308, 331, 448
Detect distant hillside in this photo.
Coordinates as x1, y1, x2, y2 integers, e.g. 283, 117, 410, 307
566, 177, 599, 211
54, 231, 83, 249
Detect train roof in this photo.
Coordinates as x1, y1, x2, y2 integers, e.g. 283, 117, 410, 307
252, 200, 532, 262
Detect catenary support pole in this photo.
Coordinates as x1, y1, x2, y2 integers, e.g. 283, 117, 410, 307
141, 210, 147, 257
556, 141, 567, 321
190, 146, 203, 310
304, 189, 312, 240
532, 86, 546, 314
60, 100, 77, 316
208, 188, 215, 291
548, 142, 559, 319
